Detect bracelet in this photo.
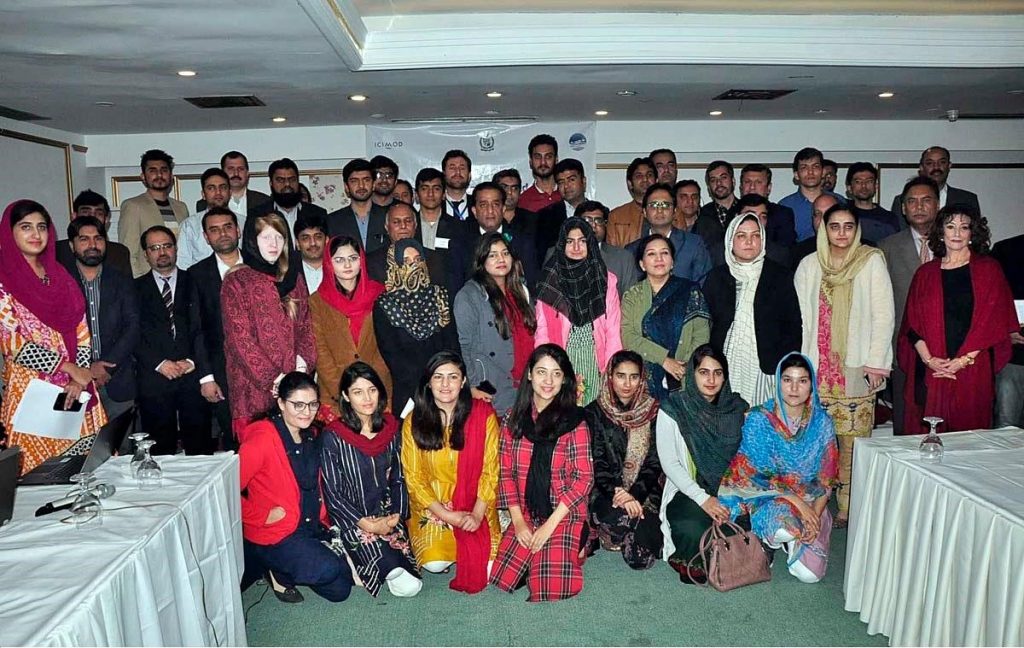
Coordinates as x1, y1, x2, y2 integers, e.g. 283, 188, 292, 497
961, 355, 975, 367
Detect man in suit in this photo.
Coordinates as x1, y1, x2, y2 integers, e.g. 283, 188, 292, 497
494, 168, 540, 255
992, 232, 1024, 428
879, 176, 940, 434
248, 158, 329, 246
118, 149, 189, 277
693, 160, 738, 245
414, 167, 462, 250
441, 149, 473, 221
575, 200, 638, 297
446, 182, 539, 298
890, 146, 981, 220
188, 207, 243, 450
66, 215, 139, 423
366, 201, 446, 286
294, 211, 328, 293
134, 225, 212, 455
177, 167, 232, 269
326, 158, 387, 254
739, 163, 798, 246
194, 150, 269, 216
625, 183, 712, 285
56, 189, 132, 278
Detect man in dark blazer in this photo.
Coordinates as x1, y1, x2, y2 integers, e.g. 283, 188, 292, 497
187, 207, 243, 450
992, 232, 1024, 428
326, 158, 387, 254
134, 225, 212, 456
445, 182, 539, 298
739, 164, 798, 246
248, 157, 328, 249
879, 176, 940, 434
365, 201, 446, 286
889, 146, 980, 221
195, 150, 269, 214
66, 216, 138, 423
56, 190, 132, 278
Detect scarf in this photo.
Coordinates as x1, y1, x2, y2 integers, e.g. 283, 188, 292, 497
0, 200, 86, 359
814, 220, 881, 366
535, 217, 607, 326
316, 238, 384, 344
326, 412, 399, 457
764, 352, 826, 440
240, 210, 299, 299
659, 360, 748, 495
523, 404, 586, 521
642, 275, 706, 399
376, 239, 451, 340
505, 288, 534, 384
595, 359, 660, 431
725, 213, 766, 284
448, 399, 495, 594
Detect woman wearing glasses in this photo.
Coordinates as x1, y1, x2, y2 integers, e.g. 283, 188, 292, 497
239, 372, 353, 604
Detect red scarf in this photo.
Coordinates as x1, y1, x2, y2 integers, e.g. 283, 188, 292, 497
448, 399, 495, 594
327, 412, 399, 457
0, 201, 86, 360
315, 238, 384, 344
505, 288, 534, 384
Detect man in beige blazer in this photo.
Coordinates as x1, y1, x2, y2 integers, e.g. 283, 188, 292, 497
118, 149, 189, 276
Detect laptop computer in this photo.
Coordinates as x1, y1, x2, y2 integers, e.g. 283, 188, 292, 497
18, 407, 135, 486
0, 447, 21, 526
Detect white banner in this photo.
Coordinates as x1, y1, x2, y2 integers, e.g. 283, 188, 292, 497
366, 122, 596, 197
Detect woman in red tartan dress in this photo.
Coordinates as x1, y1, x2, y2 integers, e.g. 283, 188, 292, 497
489, 343, 594, 602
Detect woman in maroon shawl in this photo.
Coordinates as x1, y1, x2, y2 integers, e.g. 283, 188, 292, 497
898, 205, 1018, 434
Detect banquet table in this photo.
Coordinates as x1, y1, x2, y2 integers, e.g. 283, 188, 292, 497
0, 454, 246, 647
844, 427, 1024, 646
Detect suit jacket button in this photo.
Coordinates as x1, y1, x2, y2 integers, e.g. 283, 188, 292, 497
489, 351, 495, 357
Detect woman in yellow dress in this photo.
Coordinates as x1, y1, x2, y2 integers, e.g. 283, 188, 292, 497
400, 351, 501, 593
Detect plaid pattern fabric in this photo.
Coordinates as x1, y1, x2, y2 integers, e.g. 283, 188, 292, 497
490, 417, 594, 601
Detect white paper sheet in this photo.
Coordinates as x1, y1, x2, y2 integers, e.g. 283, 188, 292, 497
1015, 299, 1024, 324
10, 379, 87, 441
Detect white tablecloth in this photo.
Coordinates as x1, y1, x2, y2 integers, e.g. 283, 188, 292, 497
0, 454, 246, 647
844, 427, 1024, 646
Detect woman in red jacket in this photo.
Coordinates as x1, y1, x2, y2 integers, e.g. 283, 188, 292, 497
239, 371, 352, 604
223, 211, 317, 442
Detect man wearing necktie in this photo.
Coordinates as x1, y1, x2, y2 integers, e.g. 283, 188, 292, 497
442, 149, 473, 220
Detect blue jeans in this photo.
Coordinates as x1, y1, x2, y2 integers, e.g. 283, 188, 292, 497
994, 363, 1024, 428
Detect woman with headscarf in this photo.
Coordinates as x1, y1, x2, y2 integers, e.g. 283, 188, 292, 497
0, 200, 106, 473
794, 204, 893, 528
309, 235, 391, 414
535, 217, 622, 405
718, 352, 839, 584
372, 238, 459, 414
222, 211, 316, 442
621, 233, 710, 401
703, 213, 802, 407
583, 350, 663, 570
657, 344, 747, 583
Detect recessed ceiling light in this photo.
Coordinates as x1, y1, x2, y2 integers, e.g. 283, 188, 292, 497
1008, 89, 1024, 95
486, 91, 502, 98
94, 101, 114, 107
485, 110, 500, 116
616, 90, 637, 97
177, 70, 197, 77
370, 113, 386, 119
815, 108, 829, 114
926, 107, 940, 112
788, 75, 815, 79
272, 116, 287, 123
709, 110, 723, 116
878, 91, 895, 98
594, 110, 609, 116
348, 94, 367, 102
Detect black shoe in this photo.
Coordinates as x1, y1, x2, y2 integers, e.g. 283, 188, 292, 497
267, 571, 304, 603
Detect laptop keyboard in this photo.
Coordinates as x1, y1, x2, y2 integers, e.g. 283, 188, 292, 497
41, 456, 87, 483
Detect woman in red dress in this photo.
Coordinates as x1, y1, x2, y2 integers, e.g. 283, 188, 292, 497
489, 343, 593, 602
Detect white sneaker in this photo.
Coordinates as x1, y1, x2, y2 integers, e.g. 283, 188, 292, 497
385, 568, 423, 597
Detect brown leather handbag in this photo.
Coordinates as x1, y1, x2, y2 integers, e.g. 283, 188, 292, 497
687, 520, 772, 591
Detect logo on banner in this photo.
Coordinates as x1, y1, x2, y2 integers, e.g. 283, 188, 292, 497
374, 140, 404, 149
568, 133, 587, 152
479, 136, 495, 152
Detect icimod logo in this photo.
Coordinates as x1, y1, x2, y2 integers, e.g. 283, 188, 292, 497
375, 141, 403, 149
479, 136, 495, 152
568, 133, 587, 152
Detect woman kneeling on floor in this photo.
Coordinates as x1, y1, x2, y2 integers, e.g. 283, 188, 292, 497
401, 351, 502, 593
489, 344, 594, 602
321, 362, 422, 598
239, 371, 353, 603
718, 352, 839, 583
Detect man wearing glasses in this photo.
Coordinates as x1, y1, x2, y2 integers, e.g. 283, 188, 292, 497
370, 155, 399, 209
625, 183, 712, 285
573, 201, 638, 297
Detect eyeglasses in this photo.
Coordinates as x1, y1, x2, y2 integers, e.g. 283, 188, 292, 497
646, 200, 674, 210
146, 243, 176, 252
375, 171, 396, 180
582, 216, 606, 226
285, 399, 320, 413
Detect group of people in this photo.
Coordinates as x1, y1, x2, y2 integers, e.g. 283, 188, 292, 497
0, 137, 1020, 604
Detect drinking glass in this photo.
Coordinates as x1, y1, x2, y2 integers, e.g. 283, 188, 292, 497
135, 440, 162, 490
920, 416, 944, 463
128, 432, 149, 477
68, 472, 103, 528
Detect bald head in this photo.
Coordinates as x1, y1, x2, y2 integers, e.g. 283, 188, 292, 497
386, 201, 417, 242
812, 193, 839, 233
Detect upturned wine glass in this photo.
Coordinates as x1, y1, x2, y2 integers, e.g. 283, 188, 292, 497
920, 416, 944, 463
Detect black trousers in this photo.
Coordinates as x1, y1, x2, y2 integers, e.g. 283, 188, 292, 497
138, 375, 213, 455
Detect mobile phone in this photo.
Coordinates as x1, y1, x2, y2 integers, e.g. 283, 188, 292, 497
53, 393, 83, 412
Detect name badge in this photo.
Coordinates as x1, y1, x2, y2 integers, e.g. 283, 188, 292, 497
435, 237, 450, 250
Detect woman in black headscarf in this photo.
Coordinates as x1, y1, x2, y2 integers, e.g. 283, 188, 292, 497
372, 238, 458, 414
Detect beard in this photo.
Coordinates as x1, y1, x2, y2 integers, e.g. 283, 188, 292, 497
272, 190, 302, 209
74, 249, 105, 267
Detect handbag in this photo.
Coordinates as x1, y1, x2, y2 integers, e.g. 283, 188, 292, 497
687, 520, 771, 592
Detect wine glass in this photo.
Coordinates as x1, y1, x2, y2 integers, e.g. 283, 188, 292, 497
128, 432, 149, 477
68, 472, 103, 527
920, 416, 944, 463
135, 440, 162, 490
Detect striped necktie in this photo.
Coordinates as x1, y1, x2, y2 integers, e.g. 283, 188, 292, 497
161, 276, 176, 339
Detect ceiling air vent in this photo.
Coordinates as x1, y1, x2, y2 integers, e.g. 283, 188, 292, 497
0, 104, 51, 121
713, 89, 796, 101
940, 112, 1024, 120
184, 95, 266, 109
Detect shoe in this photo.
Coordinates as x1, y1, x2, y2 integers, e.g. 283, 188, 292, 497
267, 571, 304, 604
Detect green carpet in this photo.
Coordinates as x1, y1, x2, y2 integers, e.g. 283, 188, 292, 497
242, 528, 887, 646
